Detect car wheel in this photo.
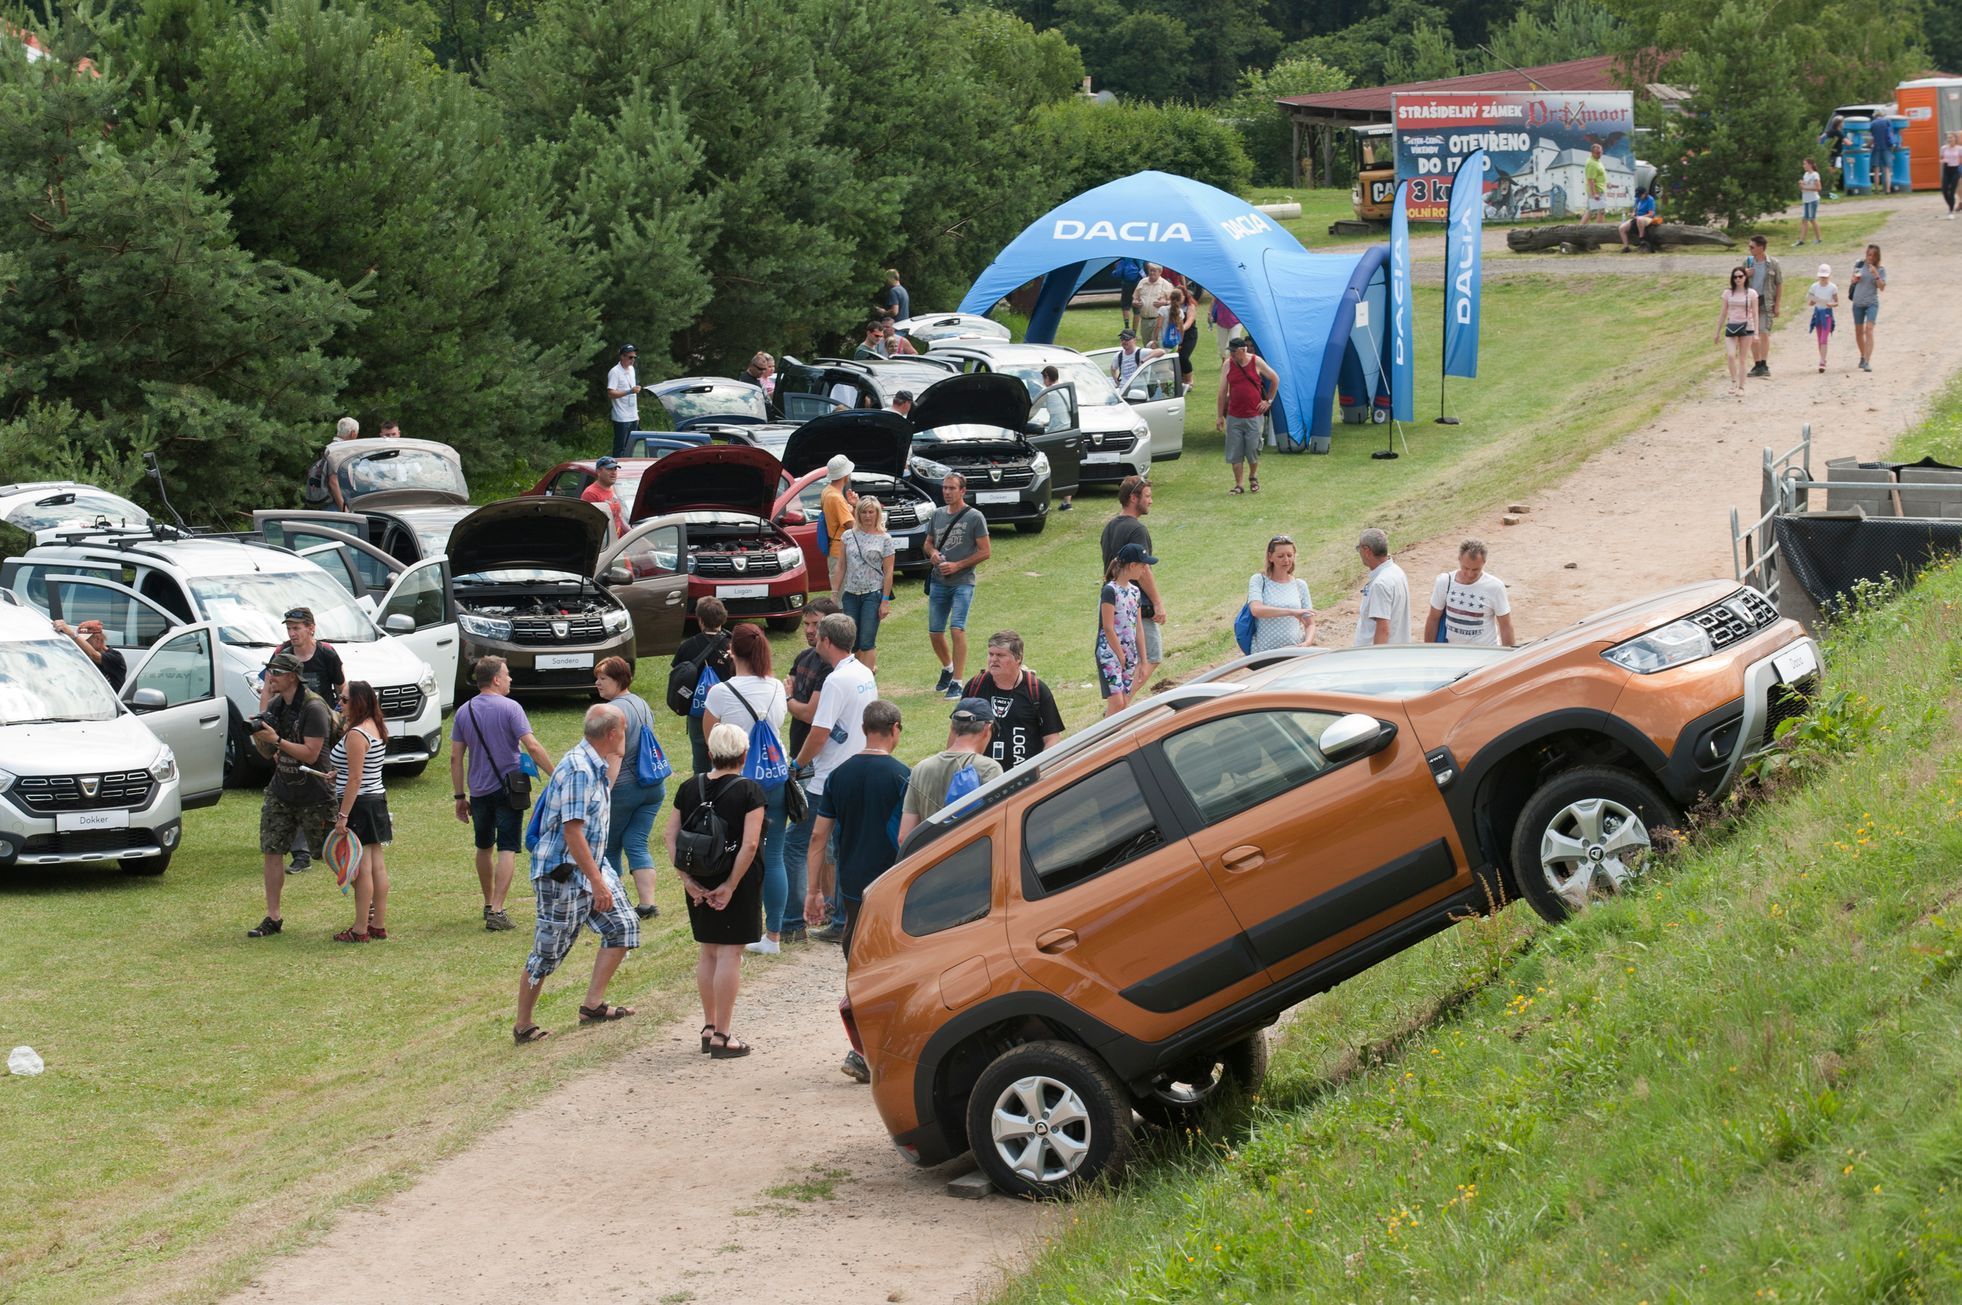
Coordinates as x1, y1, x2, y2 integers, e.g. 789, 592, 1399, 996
225, 706, 272, 789
119, 852, 172, 876
1509, 765, 1676, 924
768, 616, 801, 633
1134, 1030, 1269, 1129
1019, 515, 1047, 536
965, 1040, 1133, 1199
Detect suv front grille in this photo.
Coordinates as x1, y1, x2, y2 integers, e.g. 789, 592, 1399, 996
1764, 675, 1818, 741
13, 771, 156, 813
376, 684, 425, 720
1690, 589, 1779, 650
1084, 432, 1138, 454
511, 615, 605, 644
695, 553, 784, 578
946, 460, 1034, 488
875, 498, 923, 530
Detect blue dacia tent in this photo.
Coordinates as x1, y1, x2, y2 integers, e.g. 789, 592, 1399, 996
957, 171, 1390, 450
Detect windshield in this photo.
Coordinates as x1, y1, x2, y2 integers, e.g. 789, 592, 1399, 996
1000, 358, 1121, 407
346, 448, 466, 498
1257, 647, 1511, 698
189, 570, 378, 646
659, 383, 768, 423
6, 490, 150, 533
0, 637, 122, 724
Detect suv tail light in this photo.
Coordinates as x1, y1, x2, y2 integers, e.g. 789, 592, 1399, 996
839, 998, 864, 1054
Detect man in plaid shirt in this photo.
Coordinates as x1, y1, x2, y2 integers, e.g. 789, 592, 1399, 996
513, 704, 639, 1043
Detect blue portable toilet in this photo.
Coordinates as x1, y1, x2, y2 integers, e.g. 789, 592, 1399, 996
1888, 115, 1913, 190
1841, 116, 1872, 193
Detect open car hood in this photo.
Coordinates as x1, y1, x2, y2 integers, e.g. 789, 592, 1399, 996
780, 411, 914, 479
447, 497, 610, 576
907, 373, 1034, 435
328, 438, 470, 508
630, 444, 782, 521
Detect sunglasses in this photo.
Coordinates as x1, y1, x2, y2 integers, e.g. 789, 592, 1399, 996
1269, 535, 1294, 546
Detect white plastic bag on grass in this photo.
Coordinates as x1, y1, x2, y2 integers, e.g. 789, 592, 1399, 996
9, 1046, 44, 1076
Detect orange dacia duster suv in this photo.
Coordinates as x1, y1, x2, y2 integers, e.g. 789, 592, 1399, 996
843, 581, 1822, 1197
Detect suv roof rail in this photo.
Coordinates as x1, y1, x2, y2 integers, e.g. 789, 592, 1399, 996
1188, 646, 1329, 685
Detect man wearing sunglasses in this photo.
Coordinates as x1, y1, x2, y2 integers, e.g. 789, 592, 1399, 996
258, 606, 345, 872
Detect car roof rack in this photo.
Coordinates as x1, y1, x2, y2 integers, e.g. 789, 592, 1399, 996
1188, 646, 1329, 685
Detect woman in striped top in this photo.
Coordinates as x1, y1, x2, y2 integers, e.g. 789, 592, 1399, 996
331, 681, 393, 943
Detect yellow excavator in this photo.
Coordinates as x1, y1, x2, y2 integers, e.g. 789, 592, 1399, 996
1330, 123, 1396, 235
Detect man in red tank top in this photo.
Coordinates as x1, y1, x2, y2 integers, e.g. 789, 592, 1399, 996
1215, 337, 1277, 494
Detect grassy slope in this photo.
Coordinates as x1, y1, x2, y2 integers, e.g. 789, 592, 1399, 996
0, 272, 1716, 1302
994, 381, 1962, 1305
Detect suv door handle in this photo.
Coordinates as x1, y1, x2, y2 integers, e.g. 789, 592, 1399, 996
1035, 928, 1078, 953
1223, 845, 1265, 873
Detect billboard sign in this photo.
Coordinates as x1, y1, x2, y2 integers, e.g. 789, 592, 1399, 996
1392, 90, 1636, 222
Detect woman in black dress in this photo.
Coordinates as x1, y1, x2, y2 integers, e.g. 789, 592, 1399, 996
665, 722, 766, 1058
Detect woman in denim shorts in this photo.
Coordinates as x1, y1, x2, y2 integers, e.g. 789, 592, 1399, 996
831, 497, 895, 673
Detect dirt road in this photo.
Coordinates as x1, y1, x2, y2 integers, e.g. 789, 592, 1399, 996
231, 197, 1958, 1305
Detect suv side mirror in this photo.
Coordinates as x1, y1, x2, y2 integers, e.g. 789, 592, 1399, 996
128, 686, 167, 711
1320, 713, 1395, 762
604, 564, 633, 586
781, 507, 807, 526
383, 612, 416, 635
1123, 383, 1148, 403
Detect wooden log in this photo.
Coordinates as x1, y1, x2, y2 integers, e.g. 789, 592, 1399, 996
1506, 223, 1736, 253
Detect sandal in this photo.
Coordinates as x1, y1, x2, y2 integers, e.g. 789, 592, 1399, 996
709, 1032, 752, 1059
1228, 485, 1245, 495
700, 1024, 715, 1054
1249, 476, 1260, 494
513, 1025, 551, 1045
367, 925, 388, 940
333, 927, 370, 944
578, 1002, 636, 1024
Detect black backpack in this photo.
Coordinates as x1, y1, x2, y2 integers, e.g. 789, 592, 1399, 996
302, 450, 333, 506
675, 775, 733, 879
665, 631, 730, 717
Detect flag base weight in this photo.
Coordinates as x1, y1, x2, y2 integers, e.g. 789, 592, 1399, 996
1371, 449, 1399, 460
1434, 416, 1460, 425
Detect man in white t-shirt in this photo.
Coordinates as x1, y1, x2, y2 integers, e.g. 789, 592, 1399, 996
1353, 527, 1411, 646
1423, 539, 1514, 646
790, 611, 877, 942
605, 343, 642, 458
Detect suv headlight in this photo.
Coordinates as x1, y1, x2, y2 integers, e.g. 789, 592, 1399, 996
1029, 450, 1051, 480
777, 547, 804, 572
1603, 618, 1714, 673
149, 746, 178, 784
911, 454, 953, 481
0, 766, 15, 795
416, 667, 439, 698
458, 612, 512, 641
603, 606, 632, 635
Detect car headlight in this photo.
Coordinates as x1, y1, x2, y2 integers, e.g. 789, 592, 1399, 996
1602, 618, 1714, 673
1131, 420, 1149, 439
911, 454, 953, 481
0, 766, 15, 795
1029, 450, 1051, 478
417, 666, 439, 698
603, 606, 632, 635
458, 612, 512, 641
149, 746, 178, 784
777, 547, 804, 572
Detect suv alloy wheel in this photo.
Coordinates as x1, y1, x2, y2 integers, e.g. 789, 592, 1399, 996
965, 1040, 1134, 1199
1509, 766, 1677, 923
1134, 1029, 1270, 1129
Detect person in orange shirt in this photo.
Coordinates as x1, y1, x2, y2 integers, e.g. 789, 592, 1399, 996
820, 454, 857, 575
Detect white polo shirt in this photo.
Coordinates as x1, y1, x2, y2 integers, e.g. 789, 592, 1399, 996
808, 654, 878, 794
607, 362, 638, 423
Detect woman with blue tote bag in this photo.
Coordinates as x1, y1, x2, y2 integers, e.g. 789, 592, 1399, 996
701, 623, 794, 954
595, 656, 672, 920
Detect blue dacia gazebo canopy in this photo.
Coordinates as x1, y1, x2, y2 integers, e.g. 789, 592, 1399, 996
958, 171, 1390, 448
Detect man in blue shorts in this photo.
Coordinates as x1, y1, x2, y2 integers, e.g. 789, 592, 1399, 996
923, 474, 990, 699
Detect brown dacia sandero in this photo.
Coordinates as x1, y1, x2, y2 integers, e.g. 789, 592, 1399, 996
843, 580, 1823, 1197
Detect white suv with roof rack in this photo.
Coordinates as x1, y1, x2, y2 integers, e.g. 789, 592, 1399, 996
2, 528, 451, 785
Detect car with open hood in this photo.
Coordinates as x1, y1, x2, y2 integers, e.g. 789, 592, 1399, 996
648, 376, 775, 430
931, 338, 1174, 472
3, 530, 448, 785
252, 498, 636, 697
891, 313, 1012, 350
843, 581, 1821, 1198
316, 437, 470, 512
0, 481, 152, 558
901, 373, 1068, 534
0, 601, 226, 877
622, 444, 809, 630
775, 411, 935, 580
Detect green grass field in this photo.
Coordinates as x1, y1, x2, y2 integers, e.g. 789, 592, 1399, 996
988, 375, 1962, 1304
1, 270, 1719, 1301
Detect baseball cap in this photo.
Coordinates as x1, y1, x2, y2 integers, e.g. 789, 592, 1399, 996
893, 390, 914, 404
618, 342, 637, 354
595, 455, 621, 469
1118, 329, 1137, 342
1818, 263, 1832, 276
950, 697, 995, 724
1229, 336, 1252, 350
265, 652, 305, 676
1117, 541, 1159, 565
826, 454, 855, 480
282, 607, 314, 625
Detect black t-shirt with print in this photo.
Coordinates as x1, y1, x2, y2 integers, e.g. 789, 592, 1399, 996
961, 670, 1064, 771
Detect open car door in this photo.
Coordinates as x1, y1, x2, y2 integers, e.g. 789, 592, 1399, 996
121, 622, 227, 809
1027, 383, 1083, 498
598, 520, 690, 658
29, 574, 187, 655
374, 556, 459, 710
266, 521, 405, 603
1086, 347, 1186, 458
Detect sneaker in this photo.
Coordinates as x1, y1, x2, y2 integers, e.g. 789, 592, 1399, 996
933, 667, 953, 693
1859, 359, 1872, 372
808, 922, 845, 945
246, 915, 283, 938
1058, 500, 1073, 512
942, 682, 963, 700
486, 908, 516, 932
1794, 239, 1806, 247
1748, 362, 1768, 378
779, 924, 808, 944
841, 1050, 870, 1083
745, 937, 782, 955
633, 903, 659, 920
286, 853, 311, 874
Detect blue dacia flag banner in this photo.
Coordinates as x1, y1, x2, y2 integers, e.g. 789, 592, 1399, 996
1390, 179, 1415, 422
1443, 149, 1486, 380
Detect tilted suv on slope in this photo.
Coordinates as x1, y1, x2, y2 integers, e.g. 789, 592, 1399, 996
843, 581, 1821, 1196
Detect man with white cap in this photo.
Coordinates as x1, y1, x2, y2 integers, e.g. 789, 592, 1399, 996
821, 453, 858, 576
